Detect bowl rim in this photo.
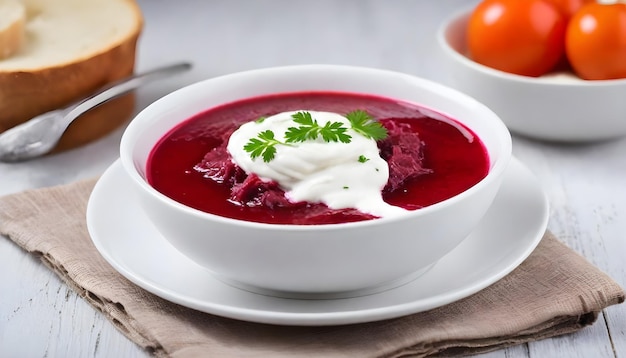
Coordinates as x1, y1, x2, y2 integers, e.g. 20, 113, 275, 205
120, 64, 512, 231
436, 7, 626, 87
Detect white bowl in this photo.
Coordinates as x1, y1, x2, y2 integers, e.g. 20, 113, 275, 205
438, 9, 626, 142
119, 64, 512, 298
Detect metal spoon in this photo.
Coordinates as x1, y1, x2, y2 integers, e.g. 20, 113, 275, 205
0, 62, 192, 162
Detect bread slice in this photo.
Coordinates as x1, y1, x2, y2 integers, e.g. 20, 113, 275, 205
0, 0, 143, 153
0, 0, 25, 59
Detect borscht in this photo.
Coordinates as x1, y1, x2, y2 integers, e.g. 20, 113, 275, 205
147, 92, 489, 225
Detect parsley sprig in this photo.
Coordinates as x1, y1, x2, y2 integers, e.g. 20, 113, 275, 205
285, 111, 351, 143
243, 110, 388, 162
243, 130, 287, 162
345, 110, 388, 140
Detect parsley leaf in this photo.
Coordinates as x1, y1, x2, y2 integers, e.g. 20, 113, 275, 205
243, 130, 283, 162
285, 111, 352, 143
345, 110, 388, 140
358, 155, 370, 163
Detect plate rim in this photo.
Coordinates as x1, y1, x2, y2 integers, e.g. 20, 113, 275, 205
86, 157, 549, 326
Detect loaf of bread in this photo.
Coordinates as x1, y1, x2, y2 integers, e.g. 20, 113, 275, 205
0, 0, 143, 153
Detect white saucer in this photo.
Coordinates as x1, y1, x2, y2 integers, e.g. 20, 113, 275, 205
87, 157, 548, 326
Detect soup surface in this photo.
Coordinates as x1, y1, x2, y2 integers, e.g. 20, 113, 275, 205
147, 92, 489, 224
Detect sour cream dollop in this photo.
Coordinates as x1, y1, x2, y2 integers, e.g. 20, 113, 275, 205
227, 111, 408, 218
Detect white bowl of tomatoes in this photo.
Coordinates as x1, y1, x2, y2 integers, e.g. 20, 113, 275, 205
438, 0, 626, 142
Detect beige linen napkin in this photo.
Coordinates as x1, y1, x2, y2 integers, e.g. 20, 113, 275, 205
0, 179, 624, 358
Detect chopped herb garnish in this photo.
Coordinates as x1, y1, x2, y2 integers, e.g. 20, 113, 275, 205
345, 110, 388, 140
284, 111, 351, 143
343, 186, 349, 189
243, 130, 286, 163
243, 110, 387, 162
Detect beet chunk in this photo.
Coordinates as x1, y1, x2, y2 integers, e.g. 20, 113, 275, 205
196, 150, 300, 209
231, 174, 296, 209
194, 147, 246, 185
378, 119, 433, 193
293, 206, 378, 225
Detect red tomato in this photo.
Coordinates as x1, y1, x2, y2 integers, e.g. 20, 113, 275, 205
467, 0, 567, 77
566, 2, 626, 80
543, 0, 587, 19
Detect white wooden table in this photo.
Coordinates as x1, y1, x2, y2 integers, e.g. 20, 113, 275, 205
1, 1, 624, 357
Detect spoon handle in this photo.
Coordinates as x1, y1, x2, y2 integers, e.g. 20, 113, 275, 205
62, 62, 192, 125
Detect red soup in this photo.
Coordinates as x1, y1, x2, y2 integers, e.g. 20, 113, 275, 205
147, 92, 490, 225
